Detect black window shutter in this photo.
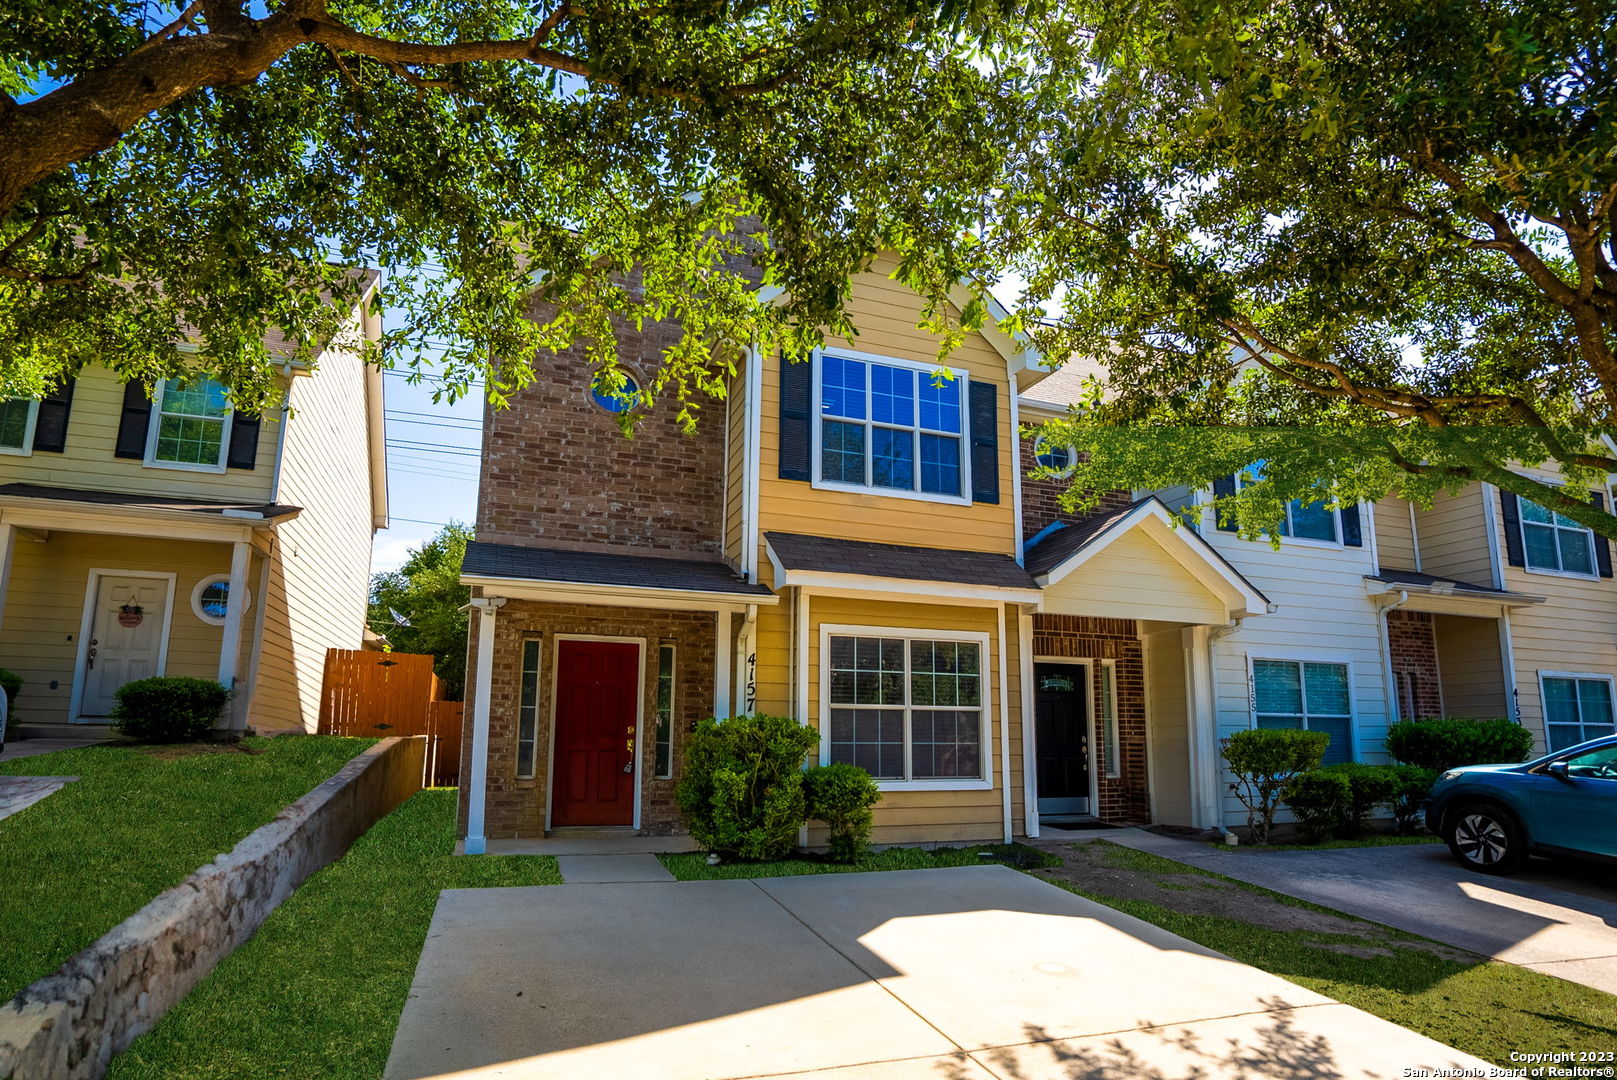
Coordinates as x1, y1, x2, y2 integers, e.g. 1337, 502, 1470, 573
1211, 474, 1238, 531
1499, 489, 1525, 567
226, 411, 261, 470
968, 380, 999, 504
1592, 490, 1613, 579
31, 377, 75, 453
114, 381, 153, 459
777, 353, 811, 482
1340, 503, 1363, 547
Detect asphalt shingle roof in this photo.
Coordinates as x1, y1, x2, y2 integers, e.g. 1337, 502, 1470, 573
0, 483, 300, 519
1369, 569, 1506, 595
1023, 499, 1148, 578
764, 532, 1038, 590
461, 540, 773, 596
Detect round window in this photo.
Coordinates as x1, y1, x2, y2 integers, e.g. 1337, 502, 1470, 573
191, 575, 250, 626
590, 372, 640, 414
1033, 435, 1076, 477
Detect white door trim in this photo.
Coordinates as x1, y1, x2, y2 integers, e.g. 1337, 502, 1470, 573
69, 568, 178, 723
545, 634, 647, 833
1030, 655, 1099, 816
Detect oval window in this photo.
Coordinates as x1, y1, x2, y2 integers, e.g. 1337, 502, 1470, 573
191, 575, 250, 626
590, 372, 640, 414
1033, 434, 1075, 477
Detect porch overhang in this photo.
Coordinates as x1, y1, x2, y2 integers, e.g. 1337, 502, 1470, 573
764, 532, 1043, 606
0, 483, 297, 543
460, 540, 776, 612
1028, 498, 1271, 623
1365, 570, 1544, 617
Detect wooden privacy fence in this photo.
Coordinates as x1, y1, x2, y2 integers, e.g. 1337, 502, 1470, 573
319, 649, 463, 786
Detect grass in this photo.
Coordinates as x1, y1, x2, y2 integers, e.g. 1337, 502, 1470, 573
1046, 840, 1617, 1067
0, 735, 374, 1001
107, 789, 562, 1080
660, 842, 1060, 880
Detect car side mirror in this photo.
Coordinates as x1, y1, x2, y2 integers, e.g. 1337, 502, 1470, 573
1546, 760, 1570, 779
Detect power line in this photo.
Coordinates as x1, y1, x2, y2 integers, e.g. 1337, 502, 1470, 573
385, 416, 487, 433
386, 439, 482, 458
386, 408, 483, 424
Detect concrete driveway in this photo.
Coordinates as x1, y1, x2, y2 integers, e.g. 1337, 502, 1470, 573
1107, 831, 1617, 994
384, 863, 1490, 1080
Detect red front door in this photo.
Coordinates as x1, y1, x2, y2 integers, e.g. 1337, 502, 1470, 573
552, 640, 641, 826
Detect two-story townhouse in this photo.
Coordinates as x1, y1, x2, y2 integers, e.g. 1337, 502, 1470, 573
0, 281, 387, 734
457, 260, 1269, 851
1374, 470, 1615, 755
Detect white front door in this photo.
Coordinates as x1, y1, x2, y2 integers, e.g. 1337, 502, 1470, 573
79, 575, 171, 718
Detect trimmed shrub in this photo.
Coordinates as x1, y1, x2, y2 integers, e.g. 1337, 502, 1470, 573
1384, 718, 1535, 772
0, 667, 20, 704
803, 762, 881, 862
110, 676, 231, 742
1222, 728, 1330, 845
1327, 762, 1402, 838
1390, 764, 1440, 832
676, 714, 820, 860
1281, 769, 1351, 844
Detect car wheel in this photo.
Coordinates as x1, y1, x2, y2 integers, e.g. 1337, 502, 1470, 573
1445, 802, 1528, 875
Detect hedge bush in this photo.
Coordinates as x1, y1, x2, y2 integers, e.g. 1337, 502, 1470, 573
1390, 764, 1440, 832
1281, 769, 1352, 844
110, 677, 231, 742
0, 667, 21, 703
1384, 718, 1535, 772
1222, 728, 1330, 845
676, 714, 819, 860
803, 762, 881, 862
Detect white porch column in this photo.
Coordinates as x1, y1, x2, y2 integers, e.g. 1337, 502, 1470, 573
463, 596, 506, 855
1018, 608, 1039, 838
1182, 625, 1219, 830
0, 521, 15, 635
714, 609, 733, 718
217, 540, 252, 691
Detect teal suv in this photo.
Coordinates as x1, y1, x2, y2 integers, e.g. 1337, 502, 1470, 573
1425, 734, 1617, 875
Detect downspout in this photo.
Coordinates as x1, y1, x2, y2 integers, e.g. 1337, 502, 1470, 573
734, 603, 758, 714
1377, 589, 1410, 738
1018, 606, 1038, 838
744, 344, 764, 583
1007, 356, 1025, 565
1408, 501, 1422, 573
268, 364, 293, 505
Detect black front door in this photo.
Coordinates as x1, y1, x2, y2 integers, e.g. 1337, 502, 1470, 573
1035, 663, 1091, 816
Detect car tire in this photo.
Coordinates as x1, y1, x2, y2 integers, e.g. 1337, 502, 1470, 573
1445, 801, 1528, 875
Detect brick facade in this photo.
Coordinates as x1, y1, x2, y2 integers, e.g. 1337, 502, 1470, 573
476, 308, 728, 559
458, 599, 718, 838
1387, 608, 1443, 720
1019, 435, 1136, 541
1030, 614, 1150, 823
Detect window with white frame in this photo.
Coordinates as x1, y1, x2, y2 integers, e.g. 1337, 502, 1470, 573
825, 631, 986, 784
1542, 674, 1614, 752
1099, 660, 1120, 777
1252, 658, 1353, 764
516, 639, 541, 778
1032, 433, 1075, 478
148, 377, 232, 470
0, 398, 37, 455
190, 575, 250, 626
1519, 499, 1596, 576
654, 643, 675, 779
818, 353, 965, 499
1237, 462, 1340, 543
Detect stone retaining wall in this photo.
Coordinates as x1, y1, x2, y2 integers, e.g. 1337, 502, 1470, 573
0, 736, 425, 1080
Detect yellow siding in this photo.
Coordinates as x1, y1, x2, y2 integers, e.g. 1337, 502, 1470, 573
1413, 487, 1495, 586
1373, 499, 1417, 571
248, 342, 377, 732
721, 367, 747, 563
1041, 530, 1227, 625
0, 364, 279, 503
1142, 627, 1192, 825
0, 532, 251, 724
754, 257, 1018, 563
1433, 614, 1508, 718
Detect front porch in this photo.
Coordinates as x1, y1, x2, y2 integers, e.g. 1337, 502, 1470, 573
0, 484, 295, 730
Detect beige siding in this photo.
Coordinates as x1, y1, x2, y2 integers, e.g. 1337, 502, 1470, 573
754, 256, 1018, 566
1042, 530, 1227, 625
1413, 487, 1496, 586
0, 365, 279, 503
1433, 614, 1508, 718
248, 344, 378, 732
1373, 499, 1417, 572
1143, 626, 1192, 825
0, 532, 250, 724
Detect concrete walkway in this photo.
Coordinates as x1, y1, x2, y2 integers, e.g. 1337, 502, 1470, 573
0, 737, 103, 763
0, 776, 77, 823
554, 853, 674, 883
1100, 828, 1617, 994
384, 864, 1491, 1080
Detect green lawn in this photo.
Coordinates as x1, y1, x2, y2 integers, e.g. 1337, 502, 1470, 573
107, 789, 561, 1080
660, 842, 1059, 880
0, 736, 374, 1001
1041, 840, 1616, 1067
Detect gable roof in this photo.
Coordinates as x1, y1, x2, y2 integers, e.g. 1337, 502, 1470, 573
1025, 497, 1270, 616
